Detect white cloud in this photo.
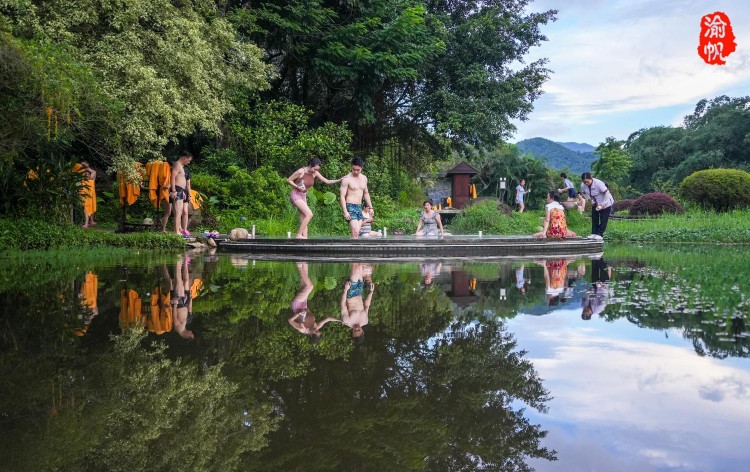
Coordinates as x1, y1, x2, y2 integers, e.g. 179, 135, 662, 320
510, 315, 750, 470
514, 0, 750, 143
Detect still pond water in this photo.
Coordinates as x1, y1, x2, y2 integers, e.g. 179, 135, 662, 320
1, 244, 749, 472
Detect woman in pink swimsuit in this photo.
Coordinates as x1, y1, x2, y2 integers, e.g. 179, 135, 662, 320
287, 158, 341, 239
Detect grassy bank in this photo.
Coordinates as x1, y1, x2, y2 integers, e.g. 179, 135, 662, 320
604, 210, 750, 243
0, 218, 186, 252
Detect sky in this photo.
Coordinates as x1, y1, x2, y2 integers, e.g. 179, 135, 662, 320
512, 0, 750, 146
506, 310, 750, 471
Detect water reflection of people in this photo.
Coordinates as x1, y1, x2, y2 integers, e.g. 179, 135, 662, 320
171, 256, 194, 339
288, 262, 338, 343
563, 261, 586, 301
75, 271, 99, 336
540, 259, 570, 306
581, 258, 613, 320
515, 264, 528, 294
341, 263, 374, 344
148, 265, 174, 335
420, 261, 443, 285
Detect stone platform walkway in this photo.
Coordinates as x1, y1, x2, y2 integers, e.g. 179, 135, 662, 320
217, 236, 603, 260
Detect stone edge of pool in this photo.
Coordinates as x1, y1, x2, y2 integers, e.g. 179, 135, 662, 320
216, 236, 604, 259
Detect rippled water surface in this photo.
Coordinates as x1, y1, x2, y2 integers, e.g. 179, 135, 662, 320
1, 245, 748, 471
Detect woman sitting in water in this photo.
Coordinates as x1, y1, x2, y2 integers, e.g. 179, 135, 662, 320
416, 200, 444, 237
533, 191, 577, 239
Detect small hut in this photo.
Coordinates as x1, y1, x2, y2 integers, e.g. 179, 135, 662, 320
446, 162, 478, 209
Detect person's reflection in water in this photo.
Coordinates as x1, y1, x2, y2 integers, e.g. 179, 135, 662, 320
288, 262, 338, 343
148, 265, 174, 335
341, 262, 374, 344
515, 264, 528, 295
171, 256, 194, 339
540, 259, 570, 306
581, 258, 613, 320
420, 261, 442, 286
75, 271, 99, 336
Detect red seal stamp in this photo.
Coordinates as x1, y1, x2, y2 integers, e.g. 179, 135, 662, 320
698, 12, 736, 65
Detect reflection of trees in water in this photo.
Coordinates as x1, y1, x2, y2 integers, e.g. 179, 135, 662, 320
1, 259, 556, 471
602, 252, 750, 359
245, 320, 555, 471
0, 331, 275, 472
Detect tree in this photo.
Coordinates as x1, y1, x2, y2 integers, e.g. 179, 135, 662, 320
625, 127, 686, 193
470, 143, 551, 210
2, 0, 273, 176
232, 0, 556, 158
592, 137, 632, 193
624, 95, 750, 193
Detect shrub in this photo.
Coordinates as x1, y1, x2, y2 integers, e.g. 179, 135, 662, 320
449, 201, 536, 235
467, 197, 512, 215
0, 218, 184, 251
379, 209, 421, 234
612, 199, 636, 213
680, 168, 750, 212
629, 192, 684, 216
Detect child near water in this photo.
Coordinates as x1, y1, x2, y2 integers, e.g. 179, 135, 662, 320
358, 206, 381, 238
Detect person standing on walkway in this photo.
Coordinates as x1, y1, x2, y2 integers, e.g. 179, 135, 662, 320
515, 179, 530, 213
170, 151, 193, 237
579, 172, 614, 240
287, 157, 342, 239
340, 157, 373, 239
79, 161, 97, 228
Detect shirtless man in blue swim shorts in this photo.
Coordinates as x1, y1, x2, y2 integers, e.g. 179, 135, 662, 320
339, 157, 373, 239
340, 262, 373, 344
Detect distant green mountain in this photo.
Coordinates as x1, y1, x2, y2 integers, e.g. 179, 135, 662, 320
515, 138, 597, 174
557, 141, 595, 154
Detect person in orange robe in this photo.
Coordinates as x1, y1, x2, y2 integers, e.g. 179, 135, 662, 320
73, 162, 97, 227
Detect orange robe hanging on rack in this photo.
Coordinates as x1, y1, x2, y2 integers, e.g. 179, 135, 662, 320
118, 164, 144, 206
158, 162, 171, 205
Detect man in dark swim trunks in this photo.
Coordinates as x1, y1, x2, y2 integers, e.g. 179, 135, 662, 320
340, 157, 373, 239
170, 151, 193, 237
340, 263, 373, 344
170, 255, 194, 339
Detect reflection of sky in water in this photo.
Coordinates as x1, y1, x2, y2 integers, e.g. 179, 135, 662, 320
507, 310, 750, 472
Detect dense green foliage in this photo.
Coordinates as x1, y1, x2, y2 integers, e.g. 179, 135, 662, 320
2, 0, 561, 241
680, 168, 750, 212
450, 201, 536, 234
469, 143, 553, 211
592, 137, 632, 198
0, 218, 184, 251
515, 137, 596, 174
629, 192, 684, 216
626, 96, 750, 194
1, 0, 272, 172
240, 0, 556, 154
